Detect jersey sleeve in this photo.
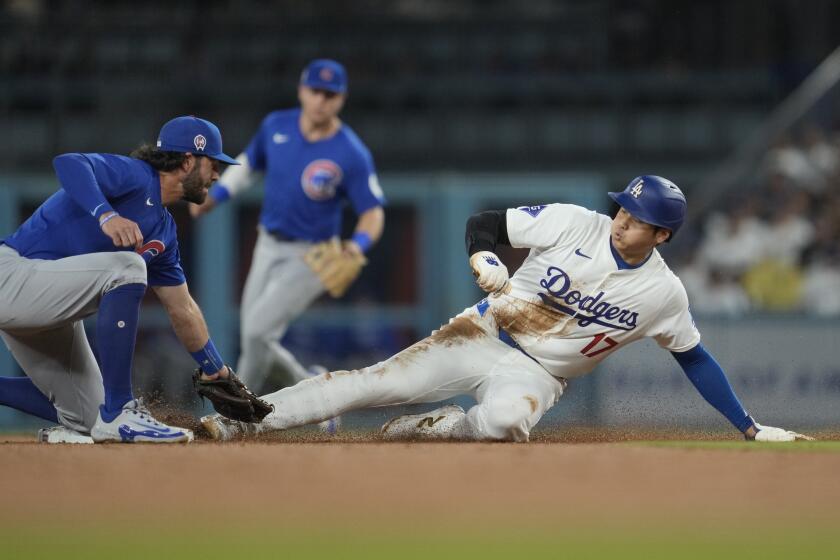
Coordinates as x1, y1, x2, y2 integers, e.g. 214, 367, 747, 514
145, 242, 187, 287
345, 146, 386, 214
505, 203, 596, 250
650, 281, 702, 352
53, 153, 152, 220
243, 117, 269, 172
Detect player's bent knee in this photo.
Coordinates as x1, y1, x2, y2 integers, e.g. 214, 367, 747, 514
481, 399, 533, 442
108, 252, 148, 287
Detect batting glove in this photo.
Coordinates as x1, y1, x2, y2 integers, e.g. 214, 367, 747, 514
469, 251, 510, 294
749, 422, 815, 442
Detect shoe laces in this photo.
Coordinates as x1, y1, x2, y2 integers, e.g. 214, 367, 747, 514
126, 399, 163, 426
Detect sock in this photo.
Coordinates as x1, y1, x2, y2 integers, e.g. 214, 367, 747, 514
97, 283, 146, 420
0, 376, 59, 423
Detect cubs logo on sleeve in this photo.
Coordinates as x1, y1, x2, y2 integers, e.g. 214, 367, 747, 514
301, 159, 343, 201
136, 240, 166, 263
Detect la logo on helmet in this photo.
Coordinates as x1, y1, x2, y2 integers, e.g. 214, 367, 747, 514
630, 180, 644, 198
193, 134, 207, 151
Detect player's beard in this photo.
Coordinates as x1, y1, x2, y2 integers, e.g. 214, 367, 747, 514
181, 165, 210, 204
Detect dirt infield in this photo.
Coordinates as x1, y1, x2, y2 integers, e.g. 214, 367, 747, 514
2, 429, 839, 532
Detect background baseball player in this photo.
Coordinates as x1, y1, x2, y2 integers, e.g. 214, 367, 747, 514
190, 59, 386, 411
202, 175, 812, 443
0, 116, 268, 444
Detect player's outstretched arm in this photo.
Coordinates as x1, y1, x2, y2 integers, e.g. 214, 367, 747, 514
465, 210, 511, 294
190, 153, 258, 218
671, 344, 814, 442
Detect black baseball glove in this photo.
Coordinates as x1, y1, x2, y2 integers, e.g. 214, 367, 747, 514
193, 367, 274, 423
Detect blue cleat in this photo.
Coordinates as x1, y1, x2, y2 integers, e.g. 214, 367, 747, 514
91, 398, 193, 443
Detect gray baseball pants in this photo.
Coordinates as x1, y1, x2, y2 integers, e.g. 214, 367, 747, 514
0, 245, 147, 433
236, 228, 325, 393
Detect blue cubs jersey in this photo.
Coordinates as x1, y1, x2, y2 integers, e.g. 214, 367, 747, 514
2, 153, 186, 287
242, 108, 385, 241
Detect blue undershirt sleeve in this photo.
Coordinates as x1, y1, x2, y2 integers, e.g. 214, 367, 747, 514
671, 343, 755, 433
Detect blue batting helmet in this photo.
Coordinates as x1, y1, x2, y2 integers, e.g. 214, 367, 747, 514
608, 175, 687, 236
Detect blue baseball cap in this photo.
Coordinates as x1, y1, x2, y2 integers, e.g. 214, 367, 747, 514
299, 59, 347, 93
156, 116, 239, 165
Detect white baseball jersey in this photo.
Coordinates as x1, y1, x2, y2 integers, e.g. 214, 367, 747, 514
489, 203, 700, 379
247, 202, 700, 443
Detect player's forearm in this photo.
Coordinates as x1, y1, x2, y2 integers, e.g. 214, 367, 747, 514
671, 344, 755, 433
168, 303, 229, 376
350, 206, 385, 252
465, 210, 510, 256
208, 153, 258, 203
165, 297, 211, 351
154, 285, 227, 376
53, 153, 113, 220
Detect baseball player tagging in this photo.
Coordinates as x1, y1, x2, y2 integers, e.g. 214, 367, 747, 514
202, 176, 812, 443
0, 116, 260, 444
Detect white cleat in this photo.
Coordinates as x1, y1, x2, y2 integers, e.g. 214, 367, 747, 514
200, 413, 260, 441
90, 398, 193, 443
380, 404, 466, 441
38, 426, 94, 444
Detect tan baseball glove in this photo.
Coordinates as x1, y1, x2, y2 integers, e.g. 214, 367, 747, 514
304, 238, 367, 298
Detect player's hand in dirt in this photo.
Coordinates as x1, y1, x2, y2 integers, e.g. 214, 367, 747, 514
470, 251, 510, 294
100, 212, 143, 249
747, 422, 815, 442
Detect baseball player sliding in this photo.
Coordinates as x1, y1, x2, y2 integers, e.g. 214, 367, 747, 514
202, 176, 812, 443
190, 60, 386, 432
0, 116, 270, 444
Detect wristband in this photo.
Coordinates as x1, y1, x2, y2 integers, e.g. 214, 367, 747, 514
190, 339, 225, 374
99, 212, 119, 228
351, 232, 372, 253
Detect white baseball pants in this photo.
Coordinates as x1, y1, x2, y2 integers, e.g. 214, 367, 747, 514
257, 303, 566, 442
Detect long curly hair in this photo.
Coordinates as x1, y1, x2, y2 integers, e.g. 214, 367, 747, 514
130, 143, 188, 172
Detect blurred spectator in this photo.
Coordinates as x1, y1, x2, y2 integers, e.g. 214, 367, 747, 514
677, 259, 751, 317
697, 196, 768, 276
802, 124, 839, 180
742, 259, 803, 312
763, 134, 826, 191
686, 121, 840, 316
802, 256, 840, 316
764, 191, 814, 266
